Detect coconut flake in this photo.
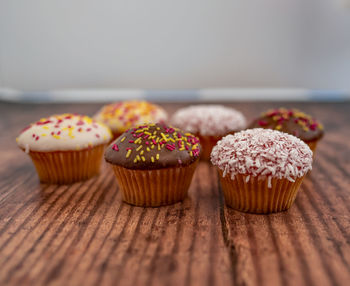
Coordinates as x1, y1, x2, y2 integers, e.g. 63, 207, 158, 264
171, 105, 246, 136
211, 128, 313, 183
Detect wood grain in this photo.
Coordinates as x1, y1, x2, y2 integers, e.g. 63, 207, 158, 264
0, 101, 349, 286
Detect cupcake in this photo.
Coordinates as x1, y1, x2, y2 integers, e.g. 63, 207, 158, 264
211, 128, 313, 213
249, 108, 324, 154
16, 113, 112, 184
171, 105, 246, 160
94, 100, 168, 139
104, 123, 201, 207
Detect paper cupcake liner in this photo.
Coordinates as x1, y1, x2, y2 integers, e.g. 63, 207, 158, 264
28, 144, 106, 184
218, 170, 305, 213
111, 161, 198, 207
306, 140, 318, 157
198, 133, 235, 161
112, 131, 123, 141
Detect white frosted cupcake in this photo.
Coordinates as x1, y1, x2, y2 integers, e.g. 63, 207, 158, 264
171, 105, 246, 160
94, 100, 168, 139
17, 113, 112, 184
211, 128, 313, 213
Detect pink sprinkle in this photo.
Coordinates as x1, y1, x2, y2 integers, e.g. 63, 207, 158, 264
178, 141, 182, 148
86, 128, 92, 132
35, 136, 39, 141
185, 146, 189, 150
36, 120, 52, 125
112, 144, 119, 151
177, 133, 182, 138
51, 132, 54, 135
258, 120, 268, 127
129, 140, 134, 143
152, 139, 157, 145
145, 141, 149, 145
95, 134, 100, 138
57, 131, 61, 135
144, 135, 149, 139
126, 147, 132, 151
32, 134, 35, 138
166, 145, 175, 151
310, 123, 318, 131
166, 144, 175, 151
76, 120, 85, 126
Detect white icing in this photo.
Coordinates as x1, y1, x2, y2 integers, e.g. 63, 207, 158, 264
17, 114, 112, 152
171, 105, 246, 136
94, 101, 168, 133
211, 128, 313, 183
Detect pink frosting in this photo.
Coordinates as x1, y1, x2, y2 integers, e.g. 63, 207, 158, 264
211, 128, 313, 184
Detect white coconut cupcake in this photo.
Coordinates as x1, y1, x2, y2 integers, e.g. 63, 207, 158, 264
211, 128, 313, 213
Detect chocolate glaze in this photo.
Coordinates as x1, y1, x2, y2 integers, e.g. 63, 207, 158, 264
104, 123, 201, 170
248, 108, 324, 142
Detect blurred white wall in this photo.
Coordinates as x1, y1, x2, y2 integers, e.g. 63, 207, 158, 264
0, 0, 349, 91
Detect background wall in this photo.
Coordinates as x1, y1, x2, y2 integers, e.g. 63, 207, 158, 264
0, 0, 349, 92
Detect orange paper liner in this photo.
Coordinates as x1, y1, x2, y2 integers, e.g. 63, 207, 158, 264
111, 161, 198, 207
198, 132, 236, 161
218, 170, 305, 213
112, 131, 123, 141
306, 140, 318, 158
28, 144, 106, 184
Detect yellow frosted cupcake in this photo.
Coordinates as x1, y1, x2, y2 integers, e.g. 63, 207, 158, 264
16, 113, 112, 184
94, 100, 168, 139
211, 128, 313, 213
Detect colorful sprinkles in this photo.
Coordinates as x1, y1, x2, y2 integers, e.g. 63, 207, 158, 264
112, 123, 201, 164
259, 108, 324, 133
16, 113, 112, 152
94, 101, 168, 133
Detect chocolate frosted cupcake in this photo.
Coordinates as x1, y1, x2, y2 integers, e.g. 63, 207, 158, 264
94, 100, 168, 139
249, 108, 324, 154
211, 129, 313, 213
16, 113, 112, 184
171, 105, 246, 160
105, 123, 201, 206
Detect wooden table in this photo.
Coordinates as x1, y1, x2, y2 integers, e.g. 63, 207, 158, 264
0, 101, 349, 286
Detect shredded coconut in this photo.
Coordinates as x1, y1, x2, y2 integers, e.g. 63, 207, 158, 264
211, 128, 313, 182
171, 105, 246, 136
